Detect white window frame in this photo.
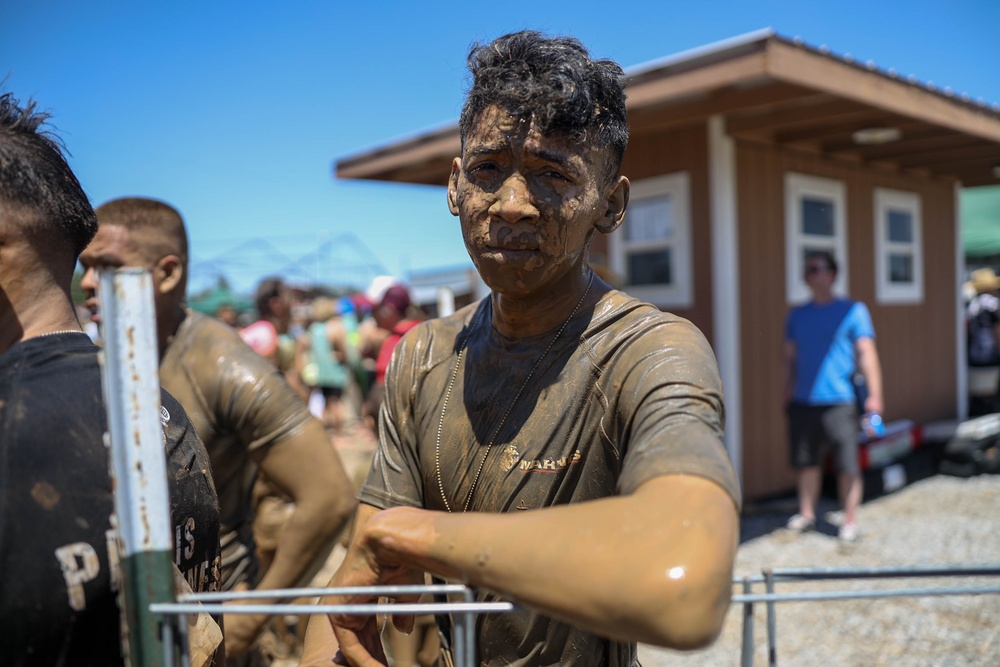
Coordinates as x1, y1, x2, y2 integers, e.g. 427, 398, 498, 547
874, 187, 923, 304
609, 172, 692, 308
785, 172, 848, 304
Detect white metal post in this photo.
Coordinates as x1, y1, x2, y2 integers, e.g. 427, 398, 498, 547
98, 268, 178, 666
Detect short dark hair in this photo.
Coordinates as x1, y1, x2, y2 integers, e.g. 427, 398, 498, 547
0, 92, 97, 257
458, 31, 629, 181
95, 197, 189, 267
254, 276, 285, 317
805, 250, 838, 276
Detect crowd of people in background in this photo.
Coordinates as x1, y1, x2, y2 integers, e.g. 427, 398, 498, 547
60, 220, 445, 665
35, 224, 424, 664
228, 276, 429, 662
218, 274, 428, 439
80, 264, 434, 664
76, 271, 429, 444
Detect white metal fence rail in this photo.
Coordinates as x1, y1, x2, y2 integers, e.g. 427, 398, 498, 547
733, 564, 1000, 666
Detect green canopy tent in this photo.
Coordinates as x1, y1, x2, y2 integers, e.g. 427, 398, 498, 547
186, 285, 254, 316
962, 185, 1000, 258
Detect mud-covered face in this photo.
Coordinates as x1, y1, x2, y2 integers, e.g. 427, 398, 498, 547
448, 106, 619, 298
78, 225, 148, 322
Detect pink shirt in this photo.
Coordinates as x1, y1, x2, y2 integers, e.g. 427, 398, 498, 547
239, 320, 278, 359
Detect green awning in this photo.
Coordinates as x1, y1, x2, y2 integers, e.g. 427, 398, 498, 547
187, 286, 254, 315
963, 185, 1000, 258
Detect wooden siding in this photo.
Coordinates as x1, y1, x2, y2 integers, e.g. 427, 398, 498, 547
736, 140, 958, 498
612, 123, 715, 340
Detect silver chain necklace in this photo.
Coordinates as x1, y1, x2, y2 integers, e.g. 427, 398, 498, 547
435, 271, 595, 513
31, 329, 88, 338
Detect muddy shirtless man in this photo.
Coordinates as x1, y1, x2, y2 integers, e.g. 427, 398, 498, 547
302, 31, 741, 666
80, 197, 357, 662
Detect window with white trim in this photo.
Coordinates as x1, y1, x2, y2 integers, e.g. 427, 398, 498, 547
874, 188, 923, 304
785, 173, 848, 304
610, 172, 691, 308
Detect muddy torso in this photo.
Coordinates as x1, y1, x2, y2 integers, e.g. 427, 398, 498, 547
360, 290, 739, 666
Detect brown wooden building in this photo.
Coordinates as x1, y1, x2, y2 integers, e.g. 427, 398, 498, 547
333, 30, 1000, 499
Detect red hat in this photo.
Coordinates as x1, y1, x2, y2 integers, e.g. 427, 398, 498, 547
378, 284, 411, 312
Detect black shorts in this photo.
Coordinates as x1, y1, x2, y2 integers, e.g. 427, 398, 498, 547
787, 403, 860, 474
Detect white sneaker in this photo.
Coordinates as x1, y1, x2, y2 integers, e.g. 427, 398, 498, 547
838, 523, 860, 543
786, 513, 815, 533
824, 510, 845, 526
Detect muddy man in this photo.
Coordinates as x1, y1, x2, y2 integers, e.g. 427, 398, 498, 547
302, 30, 741, 667
79, 197, 357, 662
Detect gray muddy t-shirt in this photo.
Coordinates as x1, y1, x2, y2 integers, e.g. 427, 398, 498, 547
160, 312, 314, 590
360, 289, 740, 667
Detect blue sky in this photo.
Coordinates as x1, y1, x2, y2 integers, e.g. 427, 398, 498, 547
2, 1, 998, 294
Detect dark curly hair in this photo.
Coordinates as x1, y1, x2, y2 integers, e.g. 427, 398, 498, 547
0, 91, 97, 257
459, 31, 629, 180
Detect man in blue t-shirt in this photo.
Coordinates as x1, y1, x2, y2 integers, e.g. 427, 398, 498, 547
783, 251, 883, 542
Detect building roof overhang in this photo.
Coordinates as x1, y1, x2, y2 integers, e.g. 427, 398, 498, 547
335, 30, 1000, 187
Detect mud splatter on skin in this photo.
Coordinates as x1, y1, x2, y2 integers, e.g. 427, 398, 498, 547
449, 105, 616, 301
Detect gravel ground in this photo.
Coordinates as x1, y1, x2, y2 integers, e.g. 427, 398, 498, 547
638, 474, 1000, 667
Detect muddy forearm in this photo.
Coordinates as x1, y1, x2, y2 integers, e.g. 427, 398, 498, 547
256, 495, 345, 595
364, 475, 738, 649
255, 421, 358, 594
224, 497, 349, 645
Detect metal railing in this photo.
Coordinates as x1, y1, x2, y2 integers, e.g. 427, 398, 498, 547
151, 583, 515, 667
149, 564, 1000, 666
732, 564, 1000, 666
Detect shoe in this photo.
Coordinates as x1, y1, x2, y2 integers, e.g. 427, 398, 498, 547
824, 510, 845, 527
838, 523, 860, 543
786, 513, 815, 532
